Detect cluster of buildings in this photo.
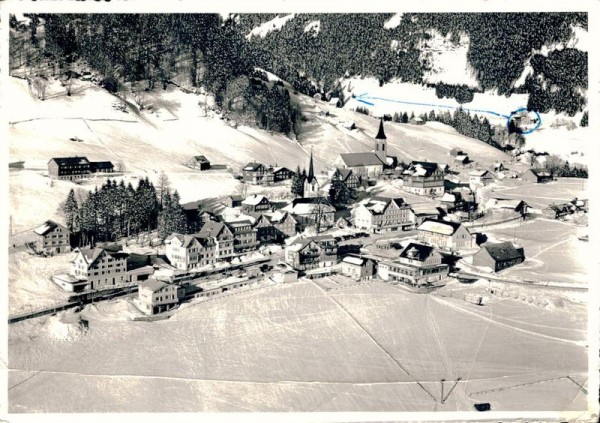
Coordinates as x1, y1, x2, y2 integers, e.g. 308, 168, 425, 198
34, 118, 586, 317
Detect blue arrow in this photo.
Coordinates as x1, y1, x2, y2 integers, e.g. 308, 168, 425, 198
355, 93, 540, 133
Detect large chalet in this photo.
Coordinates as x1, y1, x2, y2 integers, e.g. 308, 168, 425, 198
353, 197, 414, 233
284, 235, 338, 272
48, 156, 114, 180
417, 219, 474, 251
402, 161, 445, 197
472, 242, 525, 272
33, 220, 70, 254
71, 244, 130, 290
379, 242, 449, 286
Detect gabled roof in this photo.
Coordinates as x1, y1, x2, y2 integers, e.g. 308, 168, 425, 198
342, 256, 370, 266
193, 155, 210, 163
242, 194, 269, 206
417, 219, 465, 236
243, 162, 266, 171
90, 161, 114, 169
482, 242, 524, 262
76, 245, 128, 268
49, 156, 90, 166
198, 220, 231, 238
363, 197, 407, 215
339, 153, 385, 167
399, 242, 435, 262
139, 279, 170, 293
528, 168, 552, 177
469, 170, 491, 178
408, 161, 440, 176
33, 220, 65, 236
336, 168, 355, 181
441, 193, 457, 203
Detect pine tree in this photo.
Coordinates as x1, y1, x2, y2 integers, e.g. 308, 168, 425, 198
290, 165, 305, 197
401, 112, 409, 123
329, 171, 347, 205
63, 189, 79, 235
580, 111, 588, 127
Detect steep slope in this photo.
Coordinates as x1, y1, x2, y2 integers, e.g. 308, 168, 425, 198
9, 74, 515, 234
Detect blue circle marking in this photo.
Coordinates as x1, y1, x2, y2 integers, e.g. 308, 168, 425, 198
506, 107, 542, 135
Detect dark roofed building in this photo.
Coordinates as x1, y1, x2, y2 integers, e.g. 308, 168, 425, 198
48, 156, 91, 180
542, 203, 574, 220
89, 161, 114, 173
242, 162, 274, 185
472, 242, 525, 272
522, 168, 553, 183
191, 155, 211, 170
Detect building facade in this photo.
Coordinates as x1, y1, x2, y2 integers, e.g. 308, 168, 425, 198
285, 236, 338, 271
340, 256, 377, 280
33, 220, 70, 254
472, 242, 525, 272
378, 242, 449, 286
402, 161, 445, 196
353, 197, 414, 233
71, 245, 129, 290
417, 219, 474, 251
138, 280, 180, 315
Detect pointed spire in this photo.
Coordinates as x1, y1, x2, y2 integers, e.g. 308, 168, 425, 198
375, 118, 387, 140
308, 148, 315, 181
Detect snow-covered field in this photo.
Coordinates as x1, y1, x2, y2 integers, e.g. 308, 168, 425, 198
8, 281, 587, 412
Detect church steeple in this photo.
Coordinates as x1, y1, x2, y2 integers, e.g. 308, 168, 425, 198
304, 148, 319, 198
374, 118, 387, 163
307, 148, 315, 181
375, 118, 387, 140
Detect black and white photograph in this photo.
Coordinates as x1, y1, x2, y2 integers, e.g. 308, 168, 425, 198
1, 1, 598, 421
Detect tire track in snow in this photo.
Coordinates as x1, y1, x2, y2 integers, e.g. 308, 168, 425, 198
430, 295, 586, 346
310, 281, 438, 403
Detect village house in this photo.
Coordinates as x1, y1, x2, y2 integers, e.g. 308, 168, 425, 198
227, 220, 259, 253
469, 170, 494, 189
197, 221, 235, 260
241, 194, 272, 215
271, 262, 299, 283
265, 210, 297, 238
89, 161, 115, 174
353, 197, 415, 233
472, 242, 525, 272
409, 117, 425, 125
417, 219, 474, 251
48, 156, 115, 180
402, 161, 445, 197
242, 162, 274, 185
253, 214, 279, 244
189, 155, 211, 170
334, 119, 389, 178
164, 233, 217, 270
542, 203, 574, 220
522, 168, 553, 183
328, 97, 343, 107
223, 194, 244, 208
71, 244, 129, 290
33, 220, 71, 254
271, 166, 293, 182
340, 255, 377, 281
281, 198, 336, 231
138, 279, 181, 315
378, 242, 449, 287
331, 168, 362, 189
284, 235, 338, 272
485, 198, 530, 217
440, 192, 462, 213
570, 198, 588, 213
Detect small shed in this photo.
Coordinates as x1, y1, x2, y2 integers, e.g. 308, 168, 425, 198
328, 97, 343, 108
409, 117, 425, 125
191, 155, 211, 170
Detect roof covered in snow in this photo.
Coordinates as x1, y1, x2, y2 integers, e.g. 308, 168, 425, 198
417, 219, 464, 236
481, 242, 524, 262
242, 194, 269, 206
33, 220, 65, 236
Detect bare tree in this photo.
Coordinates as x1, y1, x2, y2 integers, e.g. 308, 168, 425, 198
157, 171, 171, 207
116, 161, 126, 173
